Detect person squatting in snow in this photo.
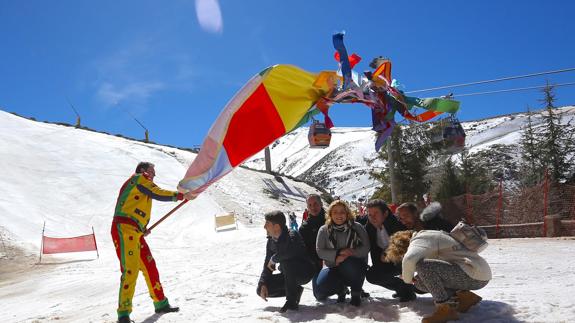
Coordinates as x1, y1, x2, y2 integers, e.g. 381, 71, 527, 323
315, 199, 370, 306
111, 162, 193, 323
298, 194, 326, 281
386, 228, 492, 323
257, 210, 316, 312
364, 199, 417, 302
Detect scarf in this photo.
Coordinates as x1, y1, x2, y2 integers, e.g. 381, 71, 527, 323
328, 220, 363, 249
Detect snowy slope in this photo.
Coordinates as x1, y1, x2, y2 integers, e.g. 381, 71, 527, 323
1, 110, 575, 323
244, 127, 385, 201
245, 106, 575, 199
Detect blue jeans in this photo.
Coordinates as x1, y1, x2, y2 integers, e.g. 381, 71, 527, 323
313, 257, 367, 300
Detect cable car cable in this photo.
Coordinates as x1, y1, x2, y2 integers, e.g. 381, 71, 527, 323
452, 81, 575, 98
406, 67, 575, 94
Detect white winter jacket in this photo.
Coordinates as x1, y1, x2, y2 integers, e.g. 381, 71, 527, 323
402, 230, 492, 284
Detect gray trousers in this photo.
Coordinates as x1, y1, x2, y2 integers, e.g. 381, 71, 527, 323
414, 259, 489, 303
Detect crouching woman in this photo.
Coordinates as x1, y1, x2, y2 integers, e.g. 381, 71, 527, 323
386, 230, 491, 323
315, 200, 370, 306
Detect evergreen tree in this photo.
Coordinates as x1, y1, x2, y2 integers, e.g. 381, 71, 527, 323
369, 122, 432, 203
537, 83, 575, 181
396, 121, 432, 202
460, 151, 493, 194
435, 158, 464, 201
519, 106, 544, 186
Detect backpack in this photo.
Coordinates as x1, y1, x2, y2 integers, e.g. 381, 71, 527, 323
449, 221, 488, 253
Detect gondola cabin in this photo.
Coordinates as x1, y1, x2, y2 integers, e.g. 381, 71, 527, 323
308, 121, 332, 148
431, 117, 466, 154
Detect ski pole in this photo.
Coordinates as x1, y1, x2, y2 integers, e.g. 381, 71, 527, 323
145, 199, 189, 235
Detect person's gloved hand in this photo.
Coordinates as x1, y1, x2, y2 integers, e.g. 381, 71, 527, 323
176, 193, 185, 201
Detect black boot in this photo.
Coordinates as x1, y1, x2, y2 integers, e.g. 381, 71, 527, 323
350, 291, 361, 307
155, 304, 180, 314
117, 317, 133, 323
337, 286, 349, 303
279, 300, 298, 313
295, 286, 304, 305
397, 286, 416, 302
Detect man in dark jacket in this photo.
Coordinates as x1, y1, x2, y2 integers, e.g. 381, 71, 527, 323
364, 199, 416, 302
397, 202, 454, 232
298, 194, 326, 274
257, 211, 315, 312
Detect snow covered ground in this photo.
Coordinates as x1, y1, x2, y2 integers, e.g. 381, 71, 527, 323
1, 110, 575, 323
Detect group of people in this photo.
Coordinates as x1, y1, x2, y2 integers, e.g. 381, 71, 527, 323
257, 194, 492, 323
109, 161, 491, 323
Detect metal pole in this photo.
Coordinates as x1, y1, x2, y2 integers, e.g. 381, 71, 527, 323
264, 147, 272, 174
496, 180, 502, 238
387, 137, 399, 204
39, 221, 45, 263
543, 169, 549, 237
92, 226, 99, 259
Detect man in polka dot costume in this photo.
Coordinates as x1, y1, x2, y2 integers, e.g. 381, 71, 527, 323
111, 162, 184, 323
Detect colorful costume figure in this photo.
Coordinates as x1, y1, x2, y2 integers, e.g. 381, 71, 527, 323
111, 163, 183, 322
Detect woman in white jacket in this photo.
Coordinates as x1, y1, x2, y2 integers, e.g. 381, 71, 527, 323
386, 230, 491, 323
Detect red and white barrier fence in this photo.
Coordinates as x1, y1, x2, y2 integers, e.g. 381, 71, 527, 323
39, 222, 99, 262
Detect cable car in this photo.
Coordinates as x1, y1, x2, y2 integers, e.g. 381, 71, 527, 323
308, 120, 332, 148
431, 115, 466, 154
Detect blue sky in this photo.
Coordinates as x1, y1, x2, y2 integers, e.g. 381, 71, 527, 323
1, 0, 574, 148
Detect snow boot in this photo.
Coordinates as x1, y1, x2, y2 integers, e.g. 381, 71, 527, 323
295, 286, 304, 305
117, 316, 133, 323
350, 291, 361, 307
279, 301, 298, 313
155, 304, 179, 314
455, 290, 482, 313
422, 301, 459, 323
396, 285, 417, 302
337, 286, 349, 303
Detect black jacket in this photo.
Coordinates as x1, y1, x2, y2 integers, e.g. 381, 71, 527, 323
259, 226, 311, 286
365, 214, 407, 266
298, 209, 326, 270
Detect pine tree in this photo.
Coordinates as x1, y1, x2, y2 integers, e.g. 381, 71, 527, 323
537, 83, 574, 181
460, 151, 493, 194
369, 122, 432, 203
519, 106, 544, 186
396, 121, 432, 202
435, 158, 464, 201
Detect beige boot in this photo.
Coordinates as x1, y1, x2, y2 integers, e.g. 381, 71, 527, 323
456, 290, 482, 313
421, 302, 459, 323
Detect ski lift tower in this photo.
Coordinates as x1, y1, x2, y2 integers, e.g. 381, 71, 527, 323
66, 98, 81, 128
128, 112, 149, 143
264, 146, 272, 174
